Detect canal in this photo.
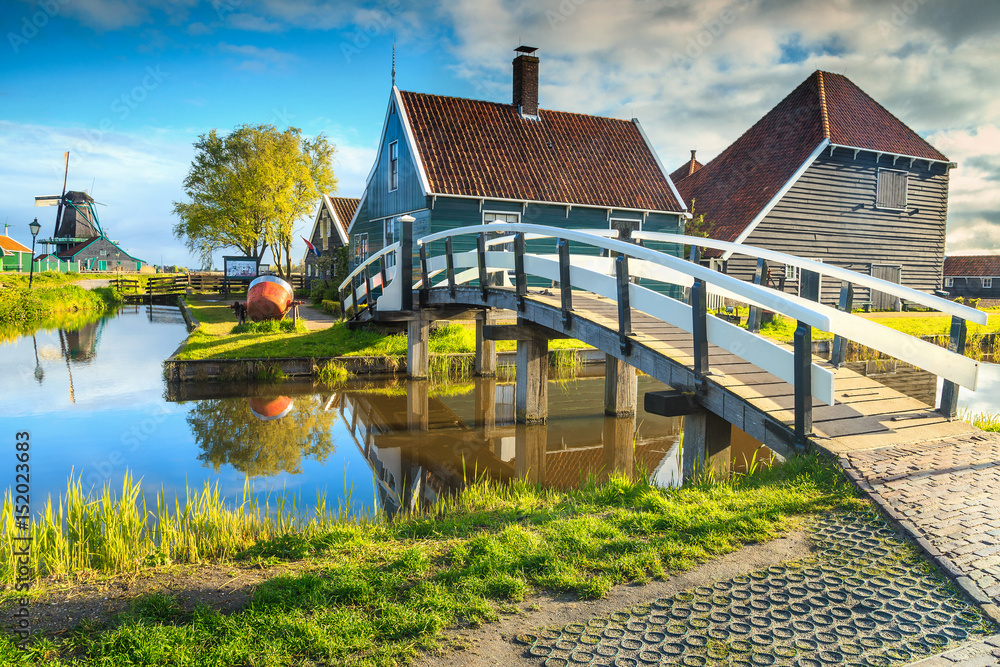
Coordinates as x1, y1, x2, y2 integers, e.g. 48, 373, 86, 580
1, 305, 997, 518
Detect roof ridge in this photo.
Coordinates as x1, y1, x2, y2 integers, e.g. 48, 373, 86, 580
399, 89, 636, 125
817, 71, 830, 139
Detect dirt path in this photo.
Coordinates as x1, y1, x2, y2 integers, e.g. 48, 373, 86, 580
295, 303, 337, 330
75, 278, 111, 289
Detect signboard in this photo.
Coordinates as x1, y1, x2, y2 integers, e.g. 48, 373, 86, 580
223, 256, 259, 280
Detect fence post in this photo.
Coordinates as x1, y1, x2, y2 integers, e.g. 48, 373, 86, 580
514, 232, 526, 312
938, 316, 967, 418
793, 320, 813, 451
615, 255, 632, 355
830, 281, 855, 368
477, 232, 489, 302
419, 243, 430, 306
445, 236, 456, 298
400, 215, 413, 311
558, 239, 573, 329
747, 258, 768, 334
691, 278, 709, 378
800, 269, 821, 302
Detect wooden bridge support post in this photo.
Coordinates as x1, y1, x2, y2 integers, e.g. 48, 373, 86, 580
691, 278, 709, 378
604, 354, 637, 416
515, 337, 548, 424
938, 316, 968, 418
830, 281, 855, 368
475, 310, 498, 376
682, 410, 731, 480
407, 317, 430, 379
747, 258, 768, 334
400, 214, 414, 311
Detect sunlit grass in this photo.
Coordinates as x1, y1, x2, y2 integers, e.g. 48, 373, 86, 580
961, 409, 1000, 432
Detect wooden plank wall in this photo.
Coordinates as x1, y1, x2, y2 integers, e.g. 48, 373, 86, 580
724, 147, 949, 305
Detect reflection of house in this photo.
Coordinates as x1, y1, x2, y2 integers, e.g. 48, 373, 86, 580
304, 195, 357, 284
942, 255, 1000, 301
675, 71, 954, 307
347, 46, 687, 275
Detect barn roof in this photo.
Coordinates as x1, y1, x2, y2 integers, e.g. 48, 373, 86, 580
669, 153, 703, 184
56, 237, 99, 259
944, 255, 1000, 277
0, 236, 32, 254
398, 90, 685, 213
677, 71, 950, 243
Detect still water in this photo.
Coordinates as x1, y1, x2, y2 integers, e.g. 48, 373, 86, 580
0, 306, 685, 517
1, 306, 996, 518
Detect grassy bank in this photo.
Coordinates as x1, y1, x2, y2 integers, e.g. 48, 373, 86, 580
176, 299, 589, 361
0, 455, 859, 665
0, 280, 122, 339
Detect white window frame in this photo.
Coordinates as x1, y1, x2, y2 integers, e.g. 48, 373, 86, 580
388, 141, 398, 192
944, 277, 954, 288
875, 168, 909, 211
784, 264, 800, 281
353, 233, 369, 263
984, 278, 993, 289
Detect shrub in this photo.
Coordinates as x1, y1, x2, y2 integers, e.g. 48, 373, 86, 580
321, 300, 341, 317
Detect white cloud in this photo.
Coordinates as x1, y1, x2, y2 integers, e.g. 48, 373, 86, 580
218, 42, 297, 70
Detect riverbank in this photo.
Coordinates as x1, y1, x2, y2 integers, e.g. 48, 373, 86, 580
0, 455, 861, 664
0, 278, 123, 338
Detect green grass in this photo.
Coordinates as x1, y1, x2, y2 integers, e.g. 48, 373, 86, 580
963, 410, 1000, 432
0, 281, 122, 339
0, 456, 860, 665
177, 300, 591, 361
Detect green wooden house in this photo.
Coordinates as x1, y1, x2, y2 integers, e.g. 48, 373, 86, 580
0, 235, 34, 272
347, 47, 688, 282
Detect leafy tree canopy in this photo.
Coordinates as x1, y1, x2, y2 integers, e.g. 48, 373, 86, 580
173, 124, 337, 276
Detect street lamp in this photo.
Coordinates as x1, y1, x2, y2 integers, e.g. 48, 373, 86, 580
27, 218, 41, 289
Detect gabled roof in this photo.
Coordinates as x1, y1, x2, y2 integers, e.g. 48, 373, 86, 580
944, 255, 1000, 277
0, 236, 32, 254
678, 71, 950, 243
397, 90, 685, 213
669, 154, 703, 184
307, 195, 356, 253
56, 237, 99, 259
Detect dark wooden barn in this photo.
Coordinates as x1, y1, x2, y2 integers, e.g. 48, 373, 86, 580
304, 195, 356, 285
674, 71, 954, 308
56, 236, 147, 272
942, 255, 1000, 301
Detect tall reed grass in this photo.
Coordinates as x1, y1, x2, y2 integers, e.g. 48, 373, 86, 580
0, 472, 364, 584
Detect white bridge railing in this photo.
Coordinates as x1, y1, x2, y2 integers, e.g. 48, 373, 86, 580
343, 221, 982, 448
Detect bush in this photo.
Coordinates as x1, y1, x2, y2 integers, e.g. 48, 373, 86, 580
321, 300, 341, 317
954, 296, 965, 304
968, 297, 981, 309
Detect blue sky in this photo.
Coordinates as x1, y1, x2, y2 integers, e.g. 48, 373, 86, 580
2, 0, 999, 268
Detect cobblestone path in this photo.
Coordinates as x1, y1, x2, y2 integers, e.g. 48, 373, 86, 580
840, 432, 1000, 623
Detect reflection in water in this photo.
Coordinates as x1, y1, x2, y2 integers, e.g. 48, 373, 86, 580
336, 377, 683, 517
187, 394, 339, 477
61, 317, 104, 362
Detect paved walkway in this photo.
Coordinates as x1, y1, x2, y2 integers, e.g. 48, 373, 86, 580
295, 302, 337, 330
838, 431, 1000, 627
906, 635, 1000, 666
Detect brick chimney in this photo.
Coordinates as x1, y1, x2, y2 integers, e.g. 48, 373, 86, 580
512, 45, 539, 118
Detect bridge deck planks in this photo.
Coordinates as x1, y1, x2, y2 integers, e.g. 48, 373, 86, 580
420, 286, 978, 454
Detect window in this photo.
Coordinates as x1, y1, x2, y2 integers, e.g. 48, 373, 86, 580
100, 249, 107, 256
876, 169, 908, 210
984, 278, 993, 289
944, 277, 954, 288
353, 233, 368, 263
610, 218, 640, 241
785, 264, 800, 281
388, 141, 398, 191
484, 212, 519, 253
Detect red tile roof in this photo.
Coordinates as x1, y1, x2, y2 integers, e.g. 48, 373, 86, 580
329, 196, 359, 234
398, 90, 684, 212
944, 255, 1000, 277
678, 71, 949, 243
0, 236, 32, 254
669, 155, 703, 184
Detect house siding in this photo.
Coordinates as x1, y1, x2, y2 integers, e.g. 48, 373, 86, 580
366, 100, 425, 221
724, 147, 949, 305
944, 277, 1000, 300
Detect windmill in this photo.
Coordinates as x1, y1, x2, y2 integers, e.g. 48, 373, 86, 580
34, 152, 107, 256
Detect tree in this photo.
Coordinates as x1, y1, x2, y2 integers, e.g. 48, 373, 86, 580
173, 124, 337, 276
683, 199, 715, 259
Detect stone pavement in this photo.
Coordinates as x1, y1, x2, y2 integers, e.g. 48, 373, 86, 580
838, 431, 1000, 626
905, 635, 1000, 666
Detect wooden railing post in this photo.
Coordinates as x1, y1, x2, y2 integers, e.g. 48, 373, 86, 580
615, 255, 632, 355
364, 264, 375, 317
938, 316, 968, 418
691, 278, 709, 378
339, 285, 346, 321
445, 236, 456, 298
419, 243, 430, 306
793, 320, 813, 451
400, 216, 413, 311
830, 281, 855, 368
558, 239, 573, 329
477, 232, 489, 302
800, 269, 821, 303
379, 256, 388, 294
514, 232, 526, 312
747, 258, 768, 334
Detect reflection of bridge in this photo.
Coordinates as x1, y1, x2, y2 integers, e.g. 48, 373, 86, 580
342, 220, 986, 473
336, 378, 683, 516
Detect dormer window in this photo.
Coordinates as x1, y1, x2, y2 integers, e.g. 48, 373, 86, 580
389, 141, 398, 192
876, 169, 908, 210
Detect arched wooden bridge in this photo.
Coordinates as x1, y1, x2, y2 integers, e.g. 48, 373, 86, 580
340, 220, 985, 468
